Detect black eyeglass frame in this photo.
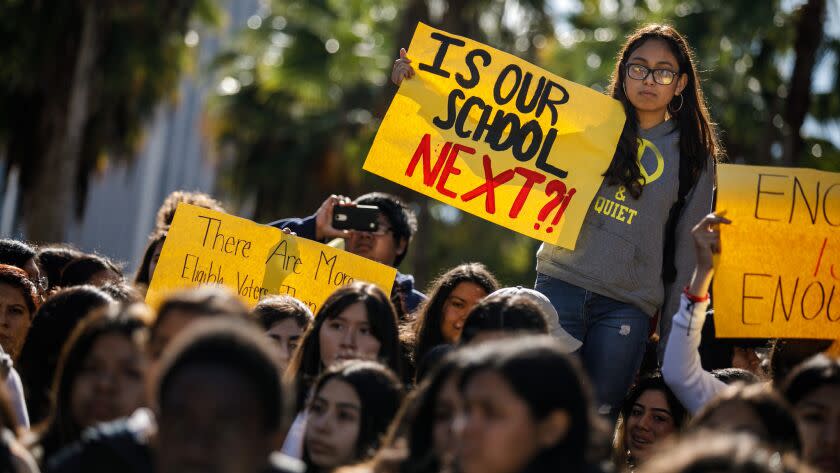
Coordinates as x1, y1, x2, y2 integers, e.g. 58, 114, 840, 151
625, 63, 679, 86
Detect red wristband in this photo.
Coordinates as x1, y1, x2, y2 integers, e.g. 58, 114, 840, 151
683, 286, 709, 303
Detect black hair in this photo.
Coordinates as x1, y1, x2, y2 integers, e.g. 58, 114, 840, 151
691, 382, 801, 455
458, 336, 601, 473
459, 294, 548, 344
99, 281, 143, 305
286, 282, 402, 412
155, 318, 287, 433
252, 295, 314, 331
353, 192, 417, 266
712, 368, 761, 385
781, 354, 840, 406
413, 263, 499, 363
415, 344, 454, 385
639, 432, 810, 473
36, 245, 83, 293
770, 339, 833, 387
59, 254, 123, 287
606, 24, 721, 199
383, 349, 466, 473
37, 310, 148, 460
0, 239, 36, 269
134, 230, 166, 286
17, 285, 114, 425
615, 373, 688, 469
303, 360, 404, 471
149, 286, 251, 360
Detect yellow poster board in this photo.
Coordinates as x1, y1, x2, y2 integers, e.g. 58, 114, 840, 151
713, 164, 840, 338
145, 203, 397, 313
363, 22, 625, 249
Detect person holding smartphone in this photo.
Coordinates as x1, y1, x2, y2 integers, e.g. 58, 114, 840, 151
268, 192, 427, 315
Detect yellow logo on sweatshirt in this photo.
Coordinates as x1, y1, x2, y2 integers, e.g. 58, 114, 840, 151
593, 138, 665, 225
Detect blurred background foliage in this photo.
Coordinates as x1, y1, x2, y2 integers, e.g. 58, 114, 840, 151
0, 0, 837, 290
207, 0, 838, 290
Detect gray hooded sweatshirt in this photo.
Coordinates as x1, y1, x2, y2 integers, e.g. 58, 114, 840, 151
536, 119, 714, 323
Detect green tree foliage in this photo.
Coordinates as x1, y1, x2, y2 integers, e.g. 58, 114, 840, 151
544, 0, 839, 169
209, 0, 554, 289
0, 0, 219, 241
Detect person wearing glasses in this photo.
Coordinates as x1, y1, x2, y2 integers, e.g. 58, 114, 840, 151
392, 24, 720, 418
268, 192, 426, 315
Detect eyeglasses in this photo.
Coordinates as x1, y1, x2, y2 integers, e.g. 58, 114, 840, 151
30, 276, 48, 293
355, 226, 392, 237
626, 63, 678, 85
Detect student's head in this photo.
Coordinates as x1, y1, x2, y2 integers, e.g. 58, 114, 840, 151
17, 285, 114, 424
782, 355, 840, 473
615, 374, 687, 468
459, 294, 549, 345
155, 190, 225, 231
712, 367, 762, 385
771, 339, 833, 387
304, 360, 404, 472
149, 286, 250, 361
134, 231, 167, 286
99, 281, 144, 305
287, 282, 401, 411
346, 192, 417, 267
638, 432, 811, 473
455, 336, 598, 473
253, 295, 314, 371
0, 239, 40, 284
392, 349, 467, 472
0, 264, 39, 360
691, 383, 801, 455
155, 318, 286, 473
41, 308, 149, 452
413, 263, 499, 361
60, 254, 123, 288
36, 244, 82, 293
606, 24, 720, 198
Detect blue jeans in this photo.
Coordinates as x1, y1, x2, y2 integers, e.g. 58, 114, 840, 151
535, 272, 649, 416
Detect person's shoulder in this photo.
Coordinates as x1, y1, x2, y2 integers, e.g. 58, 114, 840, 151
45, 409, 155, 473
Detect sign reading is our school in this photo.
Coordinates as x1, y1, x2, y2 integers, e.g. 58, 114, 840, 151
364, 23, 626, 249
145, 203, 397, 313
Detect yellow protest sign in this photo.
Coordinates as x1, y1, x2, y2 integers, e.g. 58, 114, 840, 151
145, 203, 397, 313
363, 23, 625, 249
713, 164, 840, 338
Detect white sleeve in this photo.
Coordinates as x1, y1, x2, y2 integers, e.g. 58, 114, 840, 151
661, 294, 727, 414
5, 368, 29, 429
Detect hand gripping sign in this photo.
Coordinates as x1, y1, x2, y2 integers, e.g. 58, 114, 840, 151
713, 164, 840, 339
145, 203, 397, 314
363, 23, 626, 249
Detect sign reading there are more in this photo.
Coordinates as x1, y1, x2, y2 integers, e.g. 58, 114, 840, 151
145, 203, 397, 314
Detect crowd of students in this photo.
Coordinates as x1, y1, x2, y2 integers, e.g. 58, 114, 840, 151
0, 20, 836, 473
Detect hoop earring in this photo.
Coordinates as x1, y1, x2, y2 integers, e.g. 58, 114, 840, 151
669, 94, 684, 113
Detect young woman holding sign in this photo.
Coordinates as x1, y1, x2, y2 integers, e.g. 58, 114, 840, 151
393, 24, 721, 417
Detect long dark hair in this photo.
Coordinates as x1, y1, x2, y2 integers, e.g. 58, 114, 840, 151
613, 374, 688, 469
134, 230, 166, 286
286, 282, 402, 411
37, 309, 148, 461
459, 336, 602, 473
303, 360, 404, 472
605, 24, 722, 198
413, 263, 499, 364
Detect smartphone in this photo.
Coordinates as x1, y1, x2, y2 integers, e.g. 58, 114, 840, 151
332, 205, 380, 232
